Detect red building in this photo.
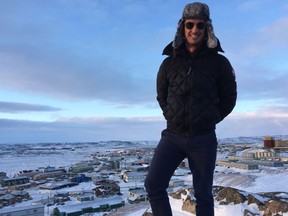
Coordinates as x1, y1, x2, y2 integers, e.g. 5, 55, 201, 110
264, 136, 275, 149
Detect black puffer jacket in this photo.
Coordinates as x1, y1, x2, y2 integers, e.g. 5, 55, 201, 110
157, 41, 237, 136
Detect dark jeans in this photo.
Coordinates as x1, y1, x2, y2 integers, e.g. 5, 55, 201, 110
144, 129, 218, 216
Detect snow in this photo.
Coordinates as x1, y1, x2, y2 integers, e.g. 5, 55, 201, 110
0, 141, 288, 216
245, 171, 288, 192
127, 208, 149, 216
214, 203, 248, 216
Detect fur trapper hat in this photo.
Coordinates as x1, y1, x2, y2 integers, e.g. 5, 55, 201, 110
172, 2, 218, 49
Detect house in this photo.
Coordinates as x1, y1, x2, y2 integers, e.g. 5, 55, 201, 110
0, 194, 16, 206
127, 187, 148, 203
121, 171, 147, 183
54, 192, 70, 203
0, 190, 31, 207
10, 190, 30, 202
77, 192, 95, 202
94, 180, 120, 197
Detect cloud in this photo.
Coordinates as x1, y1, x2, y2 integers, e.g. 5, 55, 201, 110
0, 117, 165, 143
0, 51, 155, 103
0, 0, 166, 106
285, 3, 288, 12
0, 101, 61, 113
258, 105, 288, 116
242, 17, 288, 56
236, 66, 288, 102
225, 16, 288, 105
238, 0, 261, 11
1, 1, 287, 144
217, 102, 288, 138
217, 114, 288, 138
1, 113, 287, 143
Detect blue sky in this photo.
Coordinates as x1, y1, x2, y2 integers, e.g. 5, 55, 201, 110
1, 0, 288, 143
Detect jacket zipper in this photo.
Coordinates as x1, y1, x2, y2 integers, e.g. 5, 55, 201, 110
185, 66, 192, 135
187, 67, 191, 76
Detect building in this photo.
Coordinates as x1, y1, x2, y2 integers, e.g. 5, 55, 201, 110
0, 194, 16, 206
39, 181, 79, 190
68, 161, 100, 173
38, 166, 66, 173
121, 171, 147, 183
68, 165, 94, 173
254, 151, 275, 159
127, 187, 148, 204
245, 160, 284, 167
127, 165, 149, 172
73, 160, 101, 167
15, 169, 40, 178
0, 190, 31, 207
0, 173, 7, 181
0, 176, 29, 187
0, 204, 44, 216
77, 191, 95, 202
228, 154, 284, 168
94, 180, 120, 197
53, 197, 125, 216
216, 160, 259, 170
108, 160, 121, 170
264, 136, 275, 149
10, 190, 30, 202
32, 170, 66, 181
242, 150, 276, 159
169, 179, 185, 188
275, 140, 288, 147
54, 192, 70, 204
70, 174, 92, 183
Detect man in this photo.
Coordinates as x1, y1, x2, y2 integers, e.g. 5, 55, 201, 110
144, 2, 237, 216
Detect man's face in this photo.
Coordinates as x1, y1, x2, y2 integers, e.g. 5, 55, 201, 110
184, 19, 206, 48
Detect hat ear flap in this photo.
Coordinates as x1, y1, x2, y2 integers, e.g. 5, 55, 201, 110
172, 19, 184, 49
206, 20, 217, 48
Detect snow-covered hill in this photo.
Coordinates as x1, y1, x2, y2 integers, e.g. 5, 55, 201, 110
0, 136, 288, 216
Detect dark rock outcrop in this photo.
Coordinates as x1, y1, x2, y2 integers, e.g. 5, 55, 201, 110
263, 200, 288, 216
215, 186, 247, 204
168, 186, 288, 216
108, 186, 288, 216
181, 195, 196, 215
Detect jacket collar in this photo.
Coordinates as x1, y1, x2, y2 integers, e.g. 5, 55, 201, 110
162, 38, 224, 57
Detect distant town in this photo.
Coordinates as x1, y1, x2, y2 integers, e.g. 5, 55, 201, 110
0, 136, 288, 216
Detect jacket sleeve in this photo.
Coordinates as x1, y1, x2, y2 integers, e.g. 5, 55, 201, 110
156, 59, 169, 112
217, 57, 237, 123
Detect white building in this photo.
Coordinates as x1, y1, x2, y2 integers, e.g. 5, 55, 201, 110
0, 204, 44, 216
122, 172, 147, 183
127, 188, 147, 203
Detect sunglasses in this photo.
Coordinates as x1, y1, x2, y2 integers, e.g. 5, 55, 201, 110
185, 22, 206, 30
